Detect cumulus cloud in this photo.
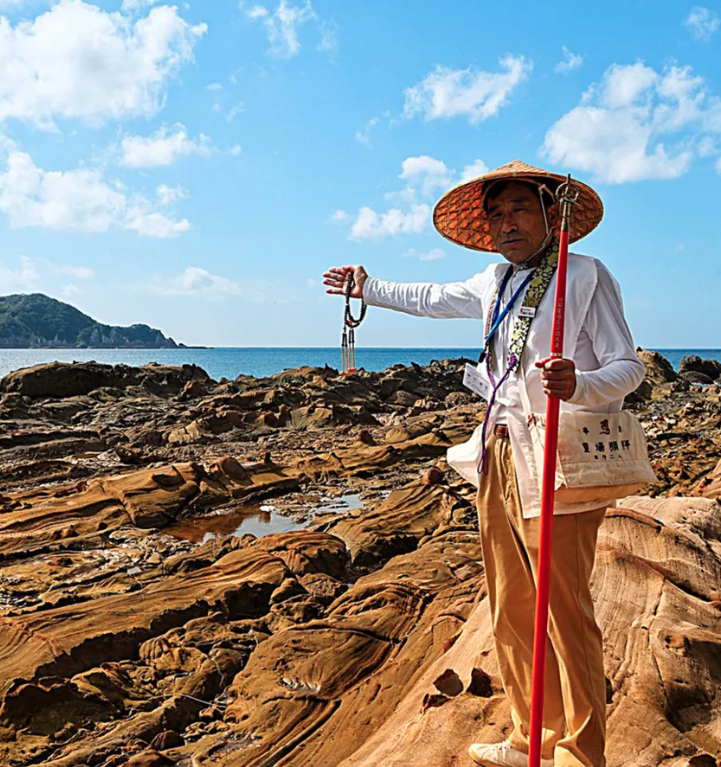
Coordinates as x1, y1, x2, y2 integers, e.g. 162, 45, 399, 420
460, 158, 490, 182
243, 0, 329, 59
121, 0, 159, 10
541, 62, 721, 183
554, 46, 583, 74
0, 150, 189, 238
350, 204, 430, 240
347, 156, 447, 239
402, 56, 532, 124
403, 248, 445, 262
684, 6, 720, 40
148, 266, 242, 297
398, 155, 453, 198
120, 125, 213, 168
345, 154, 490, 241
0, 1, 207, 129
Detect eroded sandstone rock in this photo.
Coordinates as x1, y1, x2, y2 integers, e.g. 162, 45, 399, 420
0, 354, 720, 767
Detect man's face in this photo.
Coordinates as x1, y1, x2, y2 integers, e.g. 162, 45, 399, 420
486, 181, 557, 264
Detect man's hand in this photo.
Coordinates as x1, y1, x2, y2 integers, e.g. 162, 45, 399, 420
323, 265, 368, 299
535, 357, 577, 401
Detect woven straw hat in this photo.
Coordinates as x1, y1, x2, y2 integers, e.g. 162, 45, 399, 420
433, 160, 604, 252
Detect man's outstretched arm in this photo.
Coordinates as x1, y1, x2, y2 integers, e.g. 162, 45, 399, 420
323, 264, 485, 320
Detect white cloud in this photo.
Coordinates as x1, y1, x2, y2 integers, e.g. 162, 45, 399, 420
61, 283, 82, 298
554, 46, 583, 75
460, 158, 489, 181
331, 209, 349, 222
148, 266, 242, 297
716, 156, 721, 174
156, 184, 188, 206
355, 116, 378, 147
245, 5, 269, 20
399, 155, 452, 198
344, 154, 490, 241
0, 255, 95, 294
126, 210, 189, 239
403, 248, 445, 262
206, 82, 223, 92
120, 125, 213, 168
306, 278, 319, 288
350, 204, 430, 240
403, 55, 532, 124
0, 0, 27, 9
685, 6, 720, 40
541, 62, 721, 183
54, 263, 95, 279
0, 1, 207, 129
243, 0, 320, 59
0, 255, 39, 292
121, 0, 159, 10
0, 150, 189, 238
317, 21, 337, 54
226, 101, 245, 122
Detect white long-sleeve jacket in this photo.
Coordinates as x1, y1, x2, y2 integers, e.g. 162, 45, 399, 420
363, 252, 646, 518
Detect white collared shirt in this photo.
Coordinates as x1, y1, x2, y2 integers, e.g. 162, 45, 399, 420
362, 252, 646, 517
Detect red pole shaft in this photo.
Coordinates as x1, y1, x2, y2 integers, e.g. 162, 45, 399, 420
528, 225, 570, 767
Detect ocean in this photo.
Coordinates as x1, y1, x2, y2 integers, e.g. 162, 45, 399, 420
0, 347, 718, 382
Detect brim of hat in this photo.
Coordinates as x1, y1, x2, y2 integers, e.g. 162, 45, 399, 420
433, 168, 604, 253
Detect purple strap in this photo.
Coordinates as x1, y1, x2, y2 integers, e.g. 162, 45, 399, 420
477, 353, 518, 476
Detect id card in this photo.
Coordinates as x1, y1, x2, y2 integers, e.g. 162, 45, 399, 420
463, 363, 491, 401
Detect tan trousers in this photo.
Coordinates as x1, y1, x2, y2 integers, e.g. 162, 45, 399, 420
476, 433, 607, 767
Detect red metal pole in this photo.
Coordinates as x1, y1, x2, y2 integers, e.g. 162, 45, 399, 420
528, 178, 575, 767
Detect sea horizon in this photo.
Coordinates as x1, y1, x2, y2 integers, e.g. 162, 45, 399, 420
0, 346, 718, 383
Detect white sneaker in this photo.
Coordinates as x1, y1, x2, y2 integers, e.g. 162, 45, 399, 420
468, 740, 554, 767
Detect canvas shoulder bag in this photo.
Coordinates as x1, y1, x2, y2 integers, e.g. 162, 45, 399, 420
518, 368, 657, 505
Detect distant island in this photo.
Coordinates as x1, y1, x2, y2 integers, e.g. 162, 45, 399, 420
0, 294, 185, 349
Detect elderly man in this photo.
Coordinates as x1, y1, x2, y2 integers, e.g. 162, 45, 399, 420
323, 161, 645, 767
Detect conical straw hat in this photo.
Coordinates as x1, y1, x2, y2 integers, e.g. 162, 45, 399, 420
433, 160, 604, 252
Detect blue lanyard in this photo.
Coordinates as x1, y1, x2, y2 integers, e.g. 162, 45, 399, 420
479, 266, 534, 363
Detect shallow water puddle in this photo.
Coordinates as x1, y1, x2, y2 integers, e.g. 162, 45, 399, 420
319, 493, 364, 512
164, 505, 302, 544
164, 493, 365, 545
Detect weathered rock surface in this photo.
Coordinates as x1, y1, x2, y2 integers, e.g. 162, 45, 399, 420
0, 353, 720, 766
679, 355, 721, 382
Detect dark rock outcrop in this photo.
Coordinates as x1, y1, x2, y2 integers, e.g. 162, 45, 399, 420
679, 354, 721, 381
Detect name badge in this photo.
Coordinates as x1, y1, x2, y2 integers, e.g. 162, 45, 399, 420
463, 363, 491, 401
519, 306, 536, 318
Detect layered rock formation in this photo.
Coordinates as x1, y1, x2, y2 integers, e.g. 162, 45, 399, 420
0, 352, 719, 766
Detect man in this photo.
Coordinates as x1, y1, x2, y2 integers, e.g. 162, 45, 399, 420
323, 161, 645, 767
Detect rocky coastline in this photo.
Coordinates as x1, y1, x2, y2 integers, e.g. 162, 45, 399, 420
0, 351, 720, 767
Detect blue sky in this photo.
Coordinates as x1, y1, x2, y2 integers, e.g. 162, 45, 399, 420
0, 0, 719, 348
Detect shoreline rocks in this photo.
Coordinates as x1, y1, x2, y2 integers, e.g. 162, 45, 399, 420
0, 353, 720, 766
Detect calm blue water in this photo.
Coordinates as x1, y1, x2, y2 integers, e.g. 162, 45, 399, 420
0, 347, 717, 382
